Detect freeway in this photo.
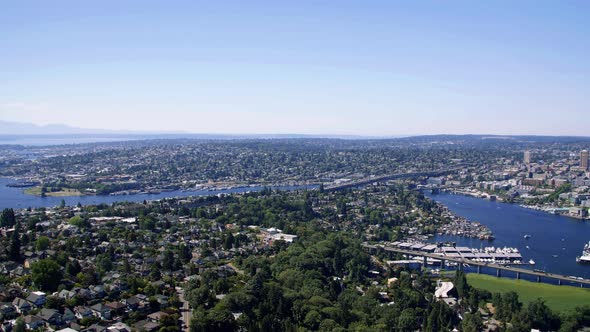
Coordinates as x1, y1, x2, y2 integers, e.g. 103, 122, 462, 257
324, 165, 468, 192
363, 243, 590, 287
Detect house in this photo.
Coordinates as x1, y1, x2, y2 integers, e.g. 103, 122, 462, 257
122, 296, 139, 311
91, 303, 112, 320
26, 291, 46, 307
39, 308, 63, 326
12, 297, 32, 314
147, 311, 168, 323
105, 301, 126, 315
106, 322, 131, 332
63, 308, 76, 323
57, 289, 76, 300
74, 306, 94, 320
9, 266, 29, 278
153, 295, 169, 308
81, 323, 107, 332
0, 302, 15, 318
76, 288, 93, 300
23, 315, 45, 330
133, 320, 160, 332
56, 328, 80, 332
90, 285, 106, 299
150, 280, 165, 289
1, 321, 13, 332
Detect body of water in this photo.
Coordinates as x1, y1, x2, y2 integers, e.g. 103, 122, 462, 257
0, 177, 317, 210
426, 192, 590, 281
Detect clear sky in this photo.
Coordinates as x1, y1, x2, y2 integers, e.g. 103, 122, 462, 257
1, 1, 589, 136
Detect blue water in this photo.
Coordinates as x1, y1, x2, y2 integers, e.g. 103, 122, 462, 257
426, 192, 590, 281
0, 177, 317, 210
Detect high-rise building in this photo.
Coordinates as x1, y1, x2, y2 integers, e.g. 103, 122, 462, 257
581, 150, 589, 170
523, 150, 532, 164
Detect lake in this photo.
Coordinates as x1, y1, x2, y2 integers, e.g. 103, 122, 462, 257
425, 192, 590, 281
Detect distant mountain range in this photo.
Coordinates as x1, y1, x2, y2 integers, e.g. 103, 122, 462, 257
1, 120, 589, 143
0, 120, 380, 140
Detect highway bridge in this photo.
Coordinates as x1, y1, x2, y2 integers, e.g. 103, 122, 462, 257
323, 165, 468, 192
363, 243, 590, 287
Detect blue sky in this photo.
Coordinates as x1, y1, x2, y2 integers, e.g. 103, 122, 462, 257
1, 1, 589, 135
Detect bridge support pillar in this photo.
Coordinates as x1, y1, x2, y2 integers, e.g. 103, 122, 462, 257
496, 269, 501, 278
516, 272, 520, 280
423, 256, 427, 268
558, 279, 561, 285
440, 259, 445, 270
537, 276, 541, 283
476, 266, 481, 274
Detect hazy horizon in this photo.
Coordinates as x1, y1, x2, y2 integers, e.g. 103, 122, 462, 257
2, 1, 589, 136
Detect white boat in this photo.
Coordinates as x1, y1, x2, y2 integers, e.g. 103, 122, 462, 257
576, 241, 590, 264
529, 259, 536, 265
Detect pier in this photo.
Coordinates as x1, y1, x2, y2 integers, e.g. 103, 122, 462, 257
363, 243, 590, 287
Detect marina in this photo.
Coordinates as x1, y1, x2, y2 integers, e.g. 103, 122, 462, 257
386, 241, 524, 265
364, 243, 590, 287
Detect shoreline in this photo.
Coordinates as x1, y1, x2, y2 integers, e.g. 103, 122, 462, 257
438, 188, 590, 222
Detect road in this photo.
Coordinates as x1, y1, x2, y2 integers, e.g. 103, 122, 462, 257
176, 286, 191, 332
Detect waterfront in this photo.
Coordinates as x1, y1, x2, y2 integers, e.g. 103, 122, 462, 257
426, 191, 590, 280
0, 177, 317, 209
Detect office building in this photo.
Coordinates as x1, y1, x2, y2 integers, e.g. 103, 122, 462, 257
581, 150, 589, 170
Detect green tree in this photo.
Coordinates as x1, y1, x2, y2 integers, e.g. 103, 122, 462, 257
397, 308, 421, 331
69, 215, 89, 228
162, 249, 175, 271
9, 221, 21, 261
14, 317, 25, 332
527, 298, 560, 331
31, 259, 63, 292
179, 243, 192, 263
0, 208, 16, 227
35, 236, 51, 251
65, 260, 82, 277
454, 270, 469, 299
45, 295, 65, 309
96, 253, 113, 273
461, 312, 482, 332
224, 232, 235, 250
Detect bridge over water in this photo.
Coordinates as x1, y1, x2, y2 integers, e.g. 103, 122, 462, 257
363, 243, 590, 287
323, 166, 468, 192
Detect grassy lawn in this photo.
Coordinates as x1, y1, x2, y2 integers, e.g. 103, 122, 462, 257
24, 186, 83, 197
467, 273, 590, 313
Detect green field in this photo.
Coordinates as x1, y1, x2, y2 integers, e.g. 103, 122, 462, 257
467, 273, 590, 312
24, 186, 83, 197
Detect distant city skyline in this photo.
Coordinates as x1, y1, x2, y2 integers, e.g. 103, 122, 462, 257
1, 1, 589, 136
